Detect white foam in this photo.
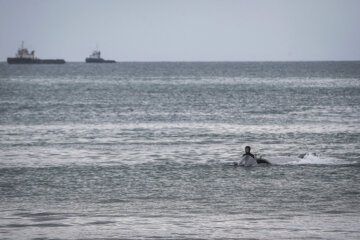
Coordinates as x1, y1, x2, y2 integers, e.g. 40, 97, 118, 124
266, 153, 345, 165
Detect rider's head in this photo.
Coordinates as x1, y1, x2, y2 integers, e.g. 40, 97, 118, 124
245, 146, 251, 153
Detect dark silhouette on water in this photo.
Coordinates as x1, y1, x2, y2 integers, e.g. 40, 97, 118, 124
85, 48, 115, 63
7, 41, 65, 64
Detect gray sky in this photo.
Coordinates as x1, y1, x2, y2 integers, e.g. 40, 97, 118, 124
1, 0, 359, 61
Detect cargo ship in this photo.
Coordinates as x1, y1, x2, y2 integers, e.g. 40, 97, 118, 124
7, 42, 65, 64
85, 49, 115, 63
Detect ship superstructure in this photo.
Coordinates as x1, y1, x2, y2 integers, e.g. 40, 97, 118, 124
15, 42, 36, 59
88, 50, 101, 59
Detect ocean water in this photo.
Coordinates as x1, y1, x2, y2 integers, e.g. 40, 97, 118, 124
0, 62, 359, 239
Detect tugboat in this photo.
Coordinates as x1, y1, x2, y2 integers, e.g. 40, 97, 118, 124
85, 48, 115, 63
7, 41, 65, 64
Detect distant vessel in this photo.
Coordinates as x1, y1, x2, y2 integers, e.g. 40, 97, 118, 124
85, 49, 115, 63
7, 41, 65, 64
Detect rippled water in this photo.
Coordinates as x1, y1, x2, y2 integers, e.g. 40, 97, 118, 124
0, 62, 359, 239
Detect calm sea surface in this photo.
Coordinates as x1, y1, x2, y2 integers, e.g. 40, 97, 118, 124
0, 62, 359, 239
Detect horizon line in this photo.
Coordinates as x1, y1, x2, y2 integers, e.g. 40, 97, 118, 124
2, 60, 360, 63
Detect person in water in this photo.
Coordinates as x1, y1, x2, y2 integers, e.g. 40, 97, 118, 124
234, 146, 270, 166
243, 146, 255, 158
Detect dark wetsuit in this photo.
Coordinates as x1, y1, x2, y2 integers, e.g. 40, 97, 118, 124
243, 152, 255, 158
243, 152, 270, 164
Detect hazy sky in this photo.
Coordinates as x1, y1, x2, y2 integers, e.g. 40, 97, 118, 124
1, 0, 359, 61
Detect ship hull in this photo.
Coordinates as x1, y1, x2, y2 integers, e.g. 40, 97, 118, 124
85, 58, 115, 63
7, 58, 65, 64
